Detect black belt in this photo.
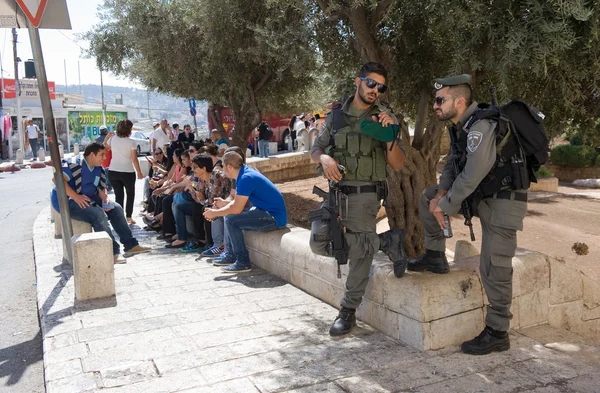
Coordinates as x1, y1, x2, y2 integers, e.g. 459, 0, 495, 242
340, 185, 378, 195
490, 191, 528, 202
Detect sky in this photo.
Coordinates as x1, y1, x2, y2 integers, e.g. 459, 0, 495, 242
0, 0, 141, 91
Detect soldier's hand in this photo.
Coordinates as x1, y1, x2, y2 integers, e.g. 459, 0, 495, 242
320, 155, 342, 182
373, 112, 394, 128
429, 197, 440, 214
432, 205, 446, 229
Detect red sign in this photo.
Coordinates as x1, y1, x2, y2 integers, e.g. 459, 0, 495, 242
2, 78, 56, 100
15, 0, 49, 28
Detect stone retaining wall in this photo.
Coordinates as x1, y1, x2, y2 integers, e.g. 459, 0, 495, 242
245, 227, 599, 350
247, 152, 317, 183
546, 164, 600, 182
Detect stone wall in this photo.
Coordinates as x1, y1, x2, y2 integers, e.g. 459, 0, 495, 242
546, 164, 600, 182
529, 177, 559, 192
247, 152, 317, 183
245, 227, 600, 350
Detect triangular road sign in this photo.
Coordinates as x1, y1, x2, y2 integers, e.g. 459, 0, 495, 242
15, 0, 48, 27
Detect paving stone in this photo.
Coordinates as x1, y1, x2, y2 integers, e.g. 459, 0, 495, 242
77, 315, 180, 342
228, 331, 325, 357
282, 381, 346, 393
255, 293, 323, 311
175, 378, 260, 393
563, 373, 600, 392
174, 314, 258, 337
44, 342, 88, 365
154, 345, 238, 374
193, 321, 288, 349
91, 368, 207, 393
200, 351, 286, 384
510, 356, 598, 385
177, 301, 264, 324
45, 372, 98, 393
44, 358, 83, 382
87, 327, 177, 352
80, 309, 146, 328
100, 360, 158, 388
44, 331, 79, 352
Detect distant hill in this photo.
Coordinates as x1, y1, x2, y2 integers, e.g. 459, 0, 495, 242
55, 84, 208, 127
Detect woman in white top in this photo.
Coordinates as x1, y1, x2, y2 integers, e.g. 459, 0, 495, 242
105, 119, 144, 224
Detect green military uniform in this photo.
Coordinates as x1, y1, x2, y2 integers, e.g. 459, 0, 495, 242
310, 97, 405, 310
419, 75, 528, 334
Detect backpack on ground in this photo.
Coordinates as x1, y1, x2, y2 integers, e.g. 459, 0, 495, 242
464, 99, 549, 194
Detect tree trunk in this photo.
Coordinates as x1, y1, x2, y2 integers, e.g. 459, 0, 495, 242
208, 103, 227, 138
228, 94, 261, 150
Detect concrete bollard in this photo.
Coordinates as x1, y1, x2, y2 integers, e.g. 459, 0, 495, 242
72, 232, 115, 301
453, 240, 480, 262
37, 147, 46, 162
73, 143, 79, 155
59, 144, 65, 159
62, 218, 93, 263
15, 149, 24, 164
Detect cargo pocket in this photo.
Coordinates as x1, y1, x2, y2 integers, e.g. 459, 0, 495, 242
334, 133, 347, 149
358, 156, 373, 179
359, 135, 373, 155
347, 134, 360, 156
373, 146, 386, 179
344, 156, 358, 180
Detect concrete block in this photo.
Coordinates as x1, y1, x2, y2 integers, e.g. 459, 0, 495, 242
549, 301, 583, 334
397, 314, 429, 351
429, 308, 484, 350
549, 258, 583, 305
59, 144, 65, 159
513, 249, 549, 297
73, 143, 79, 155
53, 209, 61, 238
519, 288, 549, 328
580, 319, 600, 343
72, 232, 115, 301
383, 268, 484, 322
509, 297, 520, 330
453, 240, 479, 262
367, 302, 400, 341
15, 148, 24, 164
529, 177, 559, 192
582, 275, 600, 321
63, 219, 93, 263
38, 147, 46, 161
268, 142, 278, 155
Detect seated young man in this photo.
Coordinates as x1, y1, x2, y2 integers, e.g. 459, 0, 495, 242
203, 151, 287, 273
51, 142, 151, 263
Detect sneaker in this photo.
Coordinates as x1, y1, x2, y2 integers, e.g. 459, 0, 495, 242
180, 241, 201, 253
125, 245, 151, 255
221, 261, 252, 273
200, 245, 225, 258
114, 254, 127, 264
213, 254, 235, 266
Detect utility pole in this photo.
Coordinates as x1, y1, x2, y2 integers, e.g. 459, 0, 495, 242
147, 89, 150, 120
0, 48, 4, 159
100, 68, 106, 125
28, 21, 74, 264
13, 28, 23, 155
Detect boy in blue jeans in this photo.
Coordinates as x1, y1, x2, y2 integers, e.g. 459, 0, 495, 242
203, 151, 287, 273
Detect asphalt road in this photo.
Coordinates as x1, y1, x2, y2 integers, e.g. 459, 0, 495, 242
0, 166, 53, 393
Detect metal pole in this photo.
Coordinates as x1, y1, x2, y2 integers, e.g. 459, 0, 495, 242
27, 21, 74, 264
192, 114, 198, 138
13, 28, 23, 155
100, 68, 106, 125
0, 49, 4, 158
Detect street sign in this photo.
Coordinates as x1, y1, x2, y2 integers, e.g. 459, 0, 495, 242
189, 98, 196, 108
0, 0, 70, 29
190, 107, 197, 116
15, 0, 48, 27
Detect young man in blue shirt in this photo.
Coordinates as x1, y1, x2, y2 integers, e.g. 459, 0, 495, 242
51, 142, 151, 263
203, 151, 287, 273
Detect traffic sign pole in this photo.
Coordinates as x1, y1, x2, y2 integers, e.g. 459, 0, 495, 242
27, 19, 74, 264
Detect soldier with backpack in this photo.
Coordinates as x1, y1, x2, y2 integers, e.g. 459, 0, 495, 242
408, 74, 545, 355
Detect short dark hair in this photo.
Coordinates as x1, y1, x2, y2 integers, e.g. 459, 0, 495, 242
183, 124, 191, 129
315, 114, 320, 120
192, 141, 204, 151
192, 153, 214, 173
358, 62, 388, 81
206, 144, 219, 156
448, 84, 472, 106
222, 151, 243, 169
225, 146, 246, 163
84, 142, 105, 157
116, 119, 133, 137
172, 123, 179, 129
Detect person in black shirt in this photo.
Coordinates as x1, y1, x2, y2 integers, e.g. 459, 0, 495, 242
177, 124, 195, 148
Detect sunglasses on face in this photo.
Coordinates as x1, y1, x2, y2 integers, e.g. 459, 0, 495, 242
360, 77, 387, 93
155, 151, 163, 155
434, 96, 454, 105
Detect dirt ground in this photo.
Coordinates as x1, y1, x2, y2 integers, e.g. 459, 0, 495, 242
275, 176, 600, 280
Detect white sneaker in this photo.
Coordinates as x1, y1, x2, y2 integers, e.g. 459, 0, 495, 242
114, 254, 127, 264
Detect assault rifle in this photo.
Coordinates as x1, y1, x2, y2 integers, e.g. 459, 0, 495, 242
308, 166, 348, 278
448, 127, 476, 241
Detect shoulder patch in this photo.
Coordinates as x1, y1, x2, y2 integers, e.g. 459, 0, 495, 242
467, 131, 483, 153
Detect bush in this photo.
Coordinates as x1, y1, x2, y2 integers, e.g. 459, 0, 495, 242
535, 166, 553, 178
551, 145, 598, 168
569, 132, 584, 146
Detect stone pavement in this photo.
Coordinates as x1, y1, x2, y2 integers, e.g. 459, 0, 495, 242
33, 206, 600, 393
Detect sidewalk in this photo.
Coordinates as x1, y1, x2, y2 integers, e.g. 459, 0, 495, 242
33, 206, 600, 392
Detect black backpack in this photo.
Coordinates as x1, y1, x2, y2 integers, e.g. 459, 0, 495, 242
264, 126, 273, 140
466, 99, 549, 179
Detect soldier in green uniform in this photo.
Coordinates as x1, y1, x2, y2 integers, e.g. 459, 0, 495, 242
310, 62, 407, 336
408, 74, 528, 354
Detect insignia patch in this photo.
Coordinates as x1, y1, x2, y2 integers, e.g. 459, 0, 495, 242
467, 131, 483, 153
317, 121, 327, 137
434, 82, 443, 90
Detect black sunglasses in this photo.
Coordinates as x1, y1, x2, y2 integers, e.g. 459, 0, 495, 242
155, 151, 163, 155
434, 96, 455, 105
360, 77, 387, 93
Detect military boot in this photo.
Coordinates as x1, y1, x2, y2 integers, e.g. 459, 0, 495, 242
379, 229, 408, 278
329, 307, 356, 336
461, 326, 510, 355
407, 249, 449, 274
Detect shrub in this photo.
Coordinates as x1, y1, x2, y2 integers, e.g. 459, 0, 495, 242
569, 132, 584, 146
535, 166, 553, 178
550, 145, 598, 168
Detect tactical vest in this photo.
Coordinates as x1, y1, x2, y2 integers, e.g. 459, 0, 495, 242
326, 104, 387, 182
455, 116, 528, 197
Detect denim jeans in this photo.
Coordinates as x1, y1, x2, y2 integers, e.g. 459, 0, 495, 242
67, 200, 138, 255
29, 138, 39, 158
258, 139, 270, 158
172, 192, 196, 241
225, 207, 282, 265
211, 217, 224, 247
